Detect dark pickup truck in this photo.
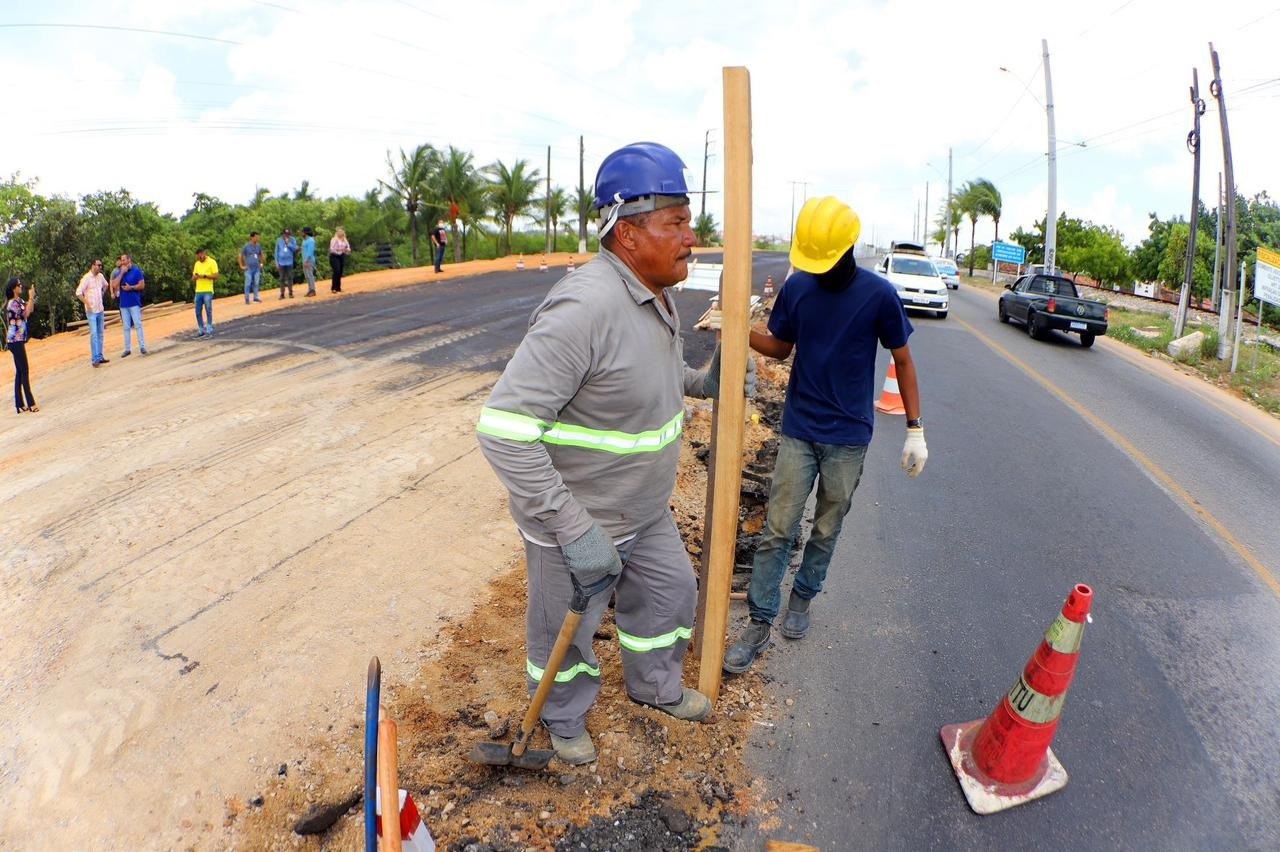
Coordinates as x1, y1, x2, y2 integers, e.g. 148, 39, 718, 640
998, 273, 1109, 347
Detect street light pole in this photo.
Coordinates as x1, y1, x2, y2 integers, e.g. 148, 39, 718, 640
1043, 38, 1058, 274
788, 180, 809, 246
701, 130, 715, 220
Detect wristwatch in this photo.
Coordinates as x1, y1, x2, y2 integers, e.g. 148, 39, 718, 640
906, 418, 923, 428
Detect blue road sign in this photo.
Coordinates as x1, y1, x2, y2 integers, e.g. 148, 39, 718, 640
992, 242, 1026, 264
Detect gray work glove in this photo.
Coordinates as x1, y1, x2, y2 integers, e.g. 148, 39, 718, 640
702, 342, 756, 399
561, 521, 623, 589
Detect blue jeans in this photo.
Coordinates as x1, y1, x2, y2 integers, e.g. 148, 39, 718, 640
434, 243, 445, 271
244, 267, 261, 301
747, 435, 867, 624
119, 305, 146, 353
86, 311, 104, 363
194, 292, 213, 332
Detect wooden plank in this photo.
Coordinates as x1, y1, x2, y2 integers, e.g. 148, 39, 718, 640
696, 66, 752, 706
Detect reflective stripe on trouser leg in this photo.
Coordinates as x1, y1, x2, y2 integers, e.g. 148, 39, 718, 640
524, 538, 615, 739
614, 510, 696, 706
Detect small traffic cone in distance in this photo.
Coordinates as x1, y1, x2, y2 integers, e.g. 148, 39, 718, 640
516, 254, 525, 270
539, 255, 548, 272
763, 274, 774, 296
941, 583, 1093, 815
567, 255, 576, 272
874, 363, 906, 415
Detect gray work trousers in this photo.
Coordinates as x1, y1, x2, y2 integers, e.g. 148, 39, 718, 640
524, 509, 696, 738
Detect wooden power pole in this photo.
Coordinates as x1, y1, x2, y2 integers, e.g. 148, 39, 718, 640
1175, 68, 1205, 338
696, 66, 752, 706
1209, 43, 1238, 360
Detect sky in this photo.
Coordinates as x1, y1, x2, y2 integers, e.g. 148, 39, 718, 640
2, 0, 1277, 251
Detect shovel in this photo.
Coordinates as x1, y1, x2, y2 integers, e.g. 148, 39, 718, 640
468, 575, 611, 770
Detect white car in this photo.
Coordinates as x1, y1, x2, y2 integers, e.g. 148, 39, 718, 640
933, 257, 960, 290
876, 249, 949, 318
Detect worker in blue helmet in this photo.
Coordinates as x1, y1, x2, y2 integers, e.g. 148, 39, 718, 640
476, 141, 755, 765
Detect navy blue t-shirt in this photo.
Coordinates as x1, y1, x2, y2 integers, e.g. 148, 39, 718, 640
767, 265, 913, 446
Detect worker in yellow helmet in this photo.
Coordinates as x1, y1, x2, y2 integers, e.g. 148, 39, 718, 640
723, 195, 927, 674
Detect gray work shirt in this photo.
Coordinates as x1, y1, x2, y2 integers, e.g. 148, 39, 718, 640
477, 248, 708, 546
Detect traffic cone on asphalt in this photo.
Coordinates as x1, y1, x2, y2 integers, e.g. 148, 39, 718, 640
763, 274, 774, 296
567, 255, 576, 272
940, 583, 1093, 814
873, 363, 906, 415
516, 254, 525, 270
539, 255, 548, 272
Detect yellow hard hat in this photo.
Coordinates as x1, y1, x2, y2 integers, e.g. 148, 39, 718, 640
789, 196, 862, 274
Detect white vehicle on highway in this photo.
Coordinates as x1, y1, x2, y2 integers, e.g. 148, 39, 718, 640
876, 243, 949, 319
933, 256, 960, 289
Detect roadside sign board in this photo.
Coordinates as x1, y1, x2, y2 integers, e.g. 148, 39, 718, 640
1256, 246, 1280, 307
992, 242, 1026, 264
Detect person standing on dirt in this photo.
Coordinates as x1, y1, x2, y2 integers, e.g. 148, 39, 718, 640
76, 259, 110, 367
430, 219, 448, 273
301, 227, 318, 296
191, 247, 219, 338
476, 141, 754, 766
722, 196, 927, 675
328, 227, 351, 293
114, 254, 148, 357
6, 277, 39, 413
275, 228, 297, 299
239, 232, 264, 303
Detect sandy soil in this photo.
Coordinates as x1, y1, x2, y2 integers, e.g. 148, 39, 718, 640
0, 250, 778, 850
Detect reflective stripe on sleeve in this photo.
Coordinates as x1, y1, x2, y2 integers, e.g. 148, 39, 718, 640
526, 658, 601, 683
616, 625, 693, 653
478, 407, 684, 455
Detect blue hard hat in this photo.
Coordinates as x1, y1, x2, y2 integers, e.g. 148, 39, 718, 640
592, 142, 690, 210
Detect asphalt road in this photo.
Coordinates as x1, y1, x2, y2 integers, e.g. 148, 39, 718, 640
724, 278, 1280, 850
208, 254, 1280, 849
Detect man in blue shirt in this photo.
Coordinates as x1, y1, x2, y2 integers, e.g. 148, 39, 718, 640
113, 253, 148, 357
723, 196, 928, 674
239, 232, 264, 303
274, 228, 297, 299
301, 227, 318, 296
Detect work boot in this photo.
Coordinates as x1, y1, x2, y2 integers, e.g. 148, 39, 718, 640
722, 620, 771, 674
632, 687, 712, 722
549, 730, 596, 766
780, 591, 812, 640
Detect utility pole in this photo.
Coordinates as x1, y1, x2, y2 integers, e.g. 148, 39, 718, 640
946, 147, 954, 257
545, 145, 552, 257
1209, 42, 1238, 360
578, 135, 587, 254
1211, 172, 1222, 308
788, 181, 809, 246
1175, 68, 1205, 338
923, 182, 930, 250
1043, 38, 1058, 274
701, 130, 715, 220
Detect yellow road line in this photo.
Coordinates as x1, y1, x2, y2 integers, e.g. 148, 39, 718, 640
955, 316, 1280, 601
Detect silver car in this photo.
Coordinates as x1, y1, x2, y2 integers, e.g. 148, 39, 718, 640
933, 257, 960, 290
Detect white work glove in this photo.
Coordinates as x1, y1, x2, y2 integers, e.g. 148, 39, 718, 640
901, 427, 928, 478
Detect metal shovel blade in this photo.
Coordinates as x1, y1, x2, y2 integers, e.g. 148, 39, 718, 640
467, 740, 555, 770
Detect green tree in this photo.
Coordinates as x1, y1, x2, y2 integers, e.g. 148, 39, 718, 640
958, 180, 999, 275
1060, 224, 1131, 289
437, 146, 484, 262
974, 178, 1003, 244
380, 144, 438, 265
693, 212, 718, 246
485, 158, 541, 256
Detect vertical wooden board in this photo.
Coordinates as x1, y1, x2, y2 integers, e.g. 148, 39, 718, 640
697, 66, 752, 705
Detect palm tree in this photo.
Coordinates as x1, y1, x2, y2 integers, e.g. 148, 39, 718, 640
250, 186, 271, 208
933, 198, 962, 256
293, 180, 314, 201
973, 178, 1003, 245
568, 186, 594, 249
380, 143, 438, 265
958, 180, 999, 276
485, 158, 541, 256
693, 212, 718, 245
437, 146, 484, 262
544, 187, 571, 244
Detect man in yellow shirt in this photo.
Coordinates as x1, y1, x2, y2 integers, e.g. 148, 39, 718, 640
191, 247, 220, 338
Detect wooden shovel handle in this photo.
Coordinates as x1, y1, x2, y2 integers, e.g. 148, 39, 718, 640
377, 719, 402, 852
513, 608, 582, 757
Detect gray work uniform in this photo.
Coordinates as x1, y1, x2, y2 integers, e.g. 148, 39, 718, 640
477, 248, 710, 737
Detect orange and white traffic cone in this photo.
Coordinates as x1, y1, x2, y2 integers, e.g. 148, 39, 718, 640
873, 363, 906, 415
516, 254, 525, 270
377, 787, 436, 851
941, 583, 1093, 814
763, 274, 774, 296
567, 256, 576, 272
539, 255, 548, 272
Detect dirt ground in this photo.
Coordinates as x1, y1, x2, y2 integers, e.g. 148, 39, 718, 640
0, 251, 787, 850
